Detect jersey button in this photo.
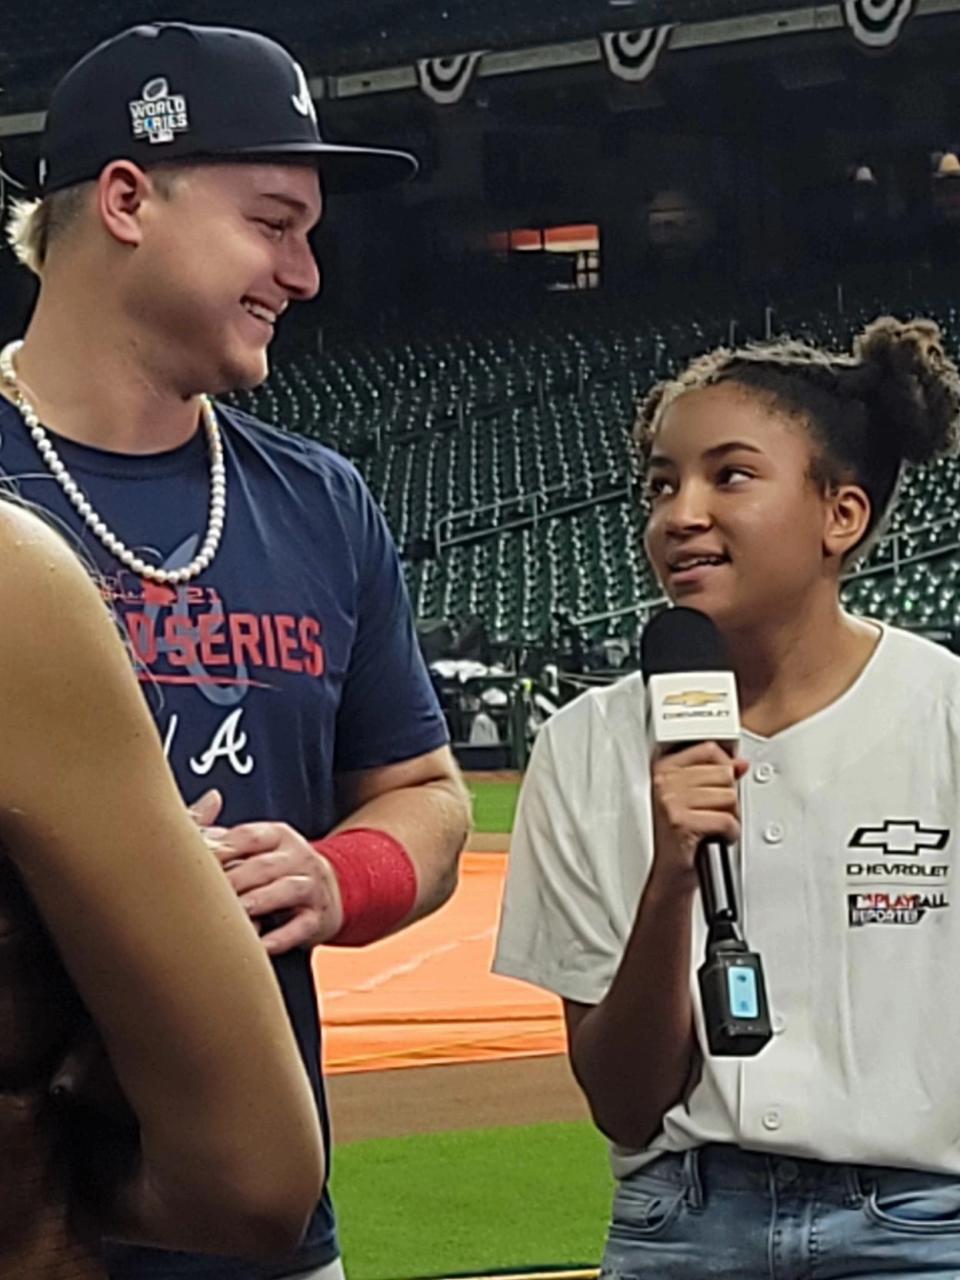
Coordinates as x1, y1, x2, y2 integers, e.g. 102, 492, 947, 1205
762, 1107, 782, 1131
755, 763, 776, 783
763, 822, 785, 845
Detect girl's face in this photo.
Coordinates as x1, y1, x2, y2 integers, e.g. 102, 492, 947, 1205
643, 382, 852, 631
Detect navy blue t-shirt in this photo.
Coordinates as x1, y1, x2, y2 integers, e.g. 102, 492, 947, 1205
0, 400, 448, 1278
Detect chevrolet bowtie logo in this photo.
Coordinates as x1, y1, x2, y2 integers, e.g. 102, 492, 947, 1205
663, 691, 727, 708
848, 819, 949, 856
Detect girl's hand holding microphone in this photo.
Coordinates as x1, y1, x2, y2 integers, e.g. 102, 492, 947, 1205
649, 743, 749, 894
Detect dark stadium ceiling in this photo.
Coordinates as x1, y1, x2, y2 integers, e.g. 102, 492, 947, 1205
0, 0, 818, 112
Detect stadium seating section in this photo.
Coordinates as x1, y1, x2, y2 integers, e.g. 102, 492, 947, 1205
1, 1, 813, 111
226, 292, 960, 644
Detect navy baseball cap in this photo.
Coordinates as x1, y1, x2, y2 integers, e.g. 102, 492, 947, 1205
16, 22, 417, 197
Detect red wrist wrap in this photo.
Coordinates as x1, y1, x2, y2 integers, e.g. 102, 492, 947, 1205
312, 828, 417, 946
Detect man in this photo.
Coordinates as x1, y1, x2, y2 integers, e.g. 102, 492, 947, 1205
0, 21, 470, 1280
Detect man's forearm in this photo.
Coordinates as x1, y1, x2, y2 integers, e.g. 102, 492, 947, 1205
332, 775, 471, 928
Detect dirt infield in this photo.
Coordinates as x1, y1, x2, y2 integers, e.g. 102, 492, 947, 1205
325, 809, 584, 1148
465, 831, 511, 851
328, 1054, 588, 1144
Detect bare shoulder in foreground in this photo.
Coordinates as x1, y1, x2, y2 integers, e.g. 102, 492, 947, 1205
0, 498, 324, 1260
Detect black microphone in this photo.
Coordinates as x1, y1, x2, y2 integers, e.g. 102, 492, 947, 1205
640, 607, 772, 1058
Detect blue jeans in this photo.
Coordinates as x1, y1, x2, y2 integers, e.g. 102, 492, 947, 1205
601, 1145, 960, 1279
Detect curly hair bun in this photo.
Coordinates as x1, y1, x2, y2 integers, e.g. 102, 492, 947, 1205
853, 316, 960, 466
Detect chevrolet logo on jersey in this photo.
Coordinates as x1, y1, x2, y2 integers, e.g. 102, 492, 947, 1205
663, 691, 728, 708
848, 819, 949, 856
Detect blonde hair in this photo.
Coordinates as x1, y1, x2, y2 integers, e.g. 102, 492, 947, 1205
6, 184, 93, 276
6, 167, 182, 277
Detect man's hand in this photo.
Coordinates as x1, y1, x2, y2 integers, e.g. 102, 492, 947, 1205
208, 821, 345, 955
187, 788, 223, 830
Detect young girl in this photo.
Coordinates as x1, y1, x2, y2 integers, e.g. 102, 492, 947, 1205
494, 316, 960, 1277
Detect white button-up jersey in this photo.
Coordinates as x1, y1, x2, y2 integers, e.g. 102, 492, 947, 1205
494, 623, 960, 1177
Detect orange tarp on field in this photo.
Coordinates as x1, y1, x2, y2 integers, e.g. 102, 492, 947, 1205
313, 852, 566, 1074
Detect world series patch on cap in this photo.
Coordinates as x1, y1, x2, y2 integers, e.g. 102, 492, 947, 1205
8, 22, 418, 197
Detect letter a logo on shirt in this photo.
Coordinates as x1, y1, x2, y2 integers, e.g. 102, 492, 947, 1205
190, 708, 255, 777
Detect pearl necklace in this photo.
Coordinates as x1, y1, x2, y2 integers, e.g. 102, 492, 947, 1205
0, 340, 226, 585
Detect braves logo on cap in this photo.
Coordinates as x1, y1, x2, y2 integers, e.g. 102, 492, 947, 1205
128, 76, 190, 146
290, 62, 317, 127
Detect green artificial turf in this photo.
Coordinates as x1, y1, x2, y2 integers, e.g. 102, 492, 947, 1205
332, 1121, 611, 1280
468, 780, 521, 834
